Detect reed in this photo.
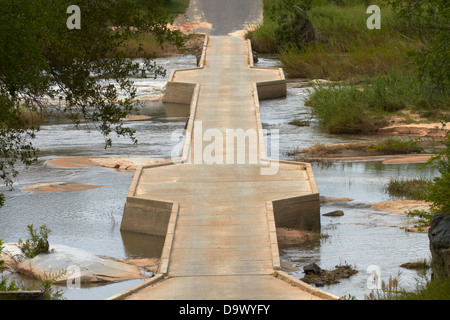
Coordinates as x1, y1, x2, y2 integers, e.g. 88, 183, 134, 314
305, 69, 450, 134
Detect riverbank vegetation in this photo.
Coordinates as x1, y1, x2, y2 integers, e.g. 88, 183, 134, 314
247, 0, 449, 134
248, 0, 450, 299
163, 0, 190, 15
305, 69, 449, 134
247, 0, 420, 79
121, 0, 203, 58
18, 225, 52, 259
365, 272, 450, 300
407, 131, 450, 228
385, 178, 429, 200
1, 229, 64, 300
289, 137, 425, 160
0, 0, 185, 209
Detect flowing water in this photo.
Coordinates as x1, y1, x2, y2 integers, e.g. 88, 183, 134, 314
0, 55, 438, 300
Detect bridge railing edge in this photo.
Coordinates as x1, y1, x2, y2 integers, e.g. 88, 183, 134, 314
275, 271, 341, 300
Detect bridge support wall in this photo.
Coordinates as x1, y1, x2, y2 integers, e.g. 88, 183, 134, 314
121, 196, 173, 237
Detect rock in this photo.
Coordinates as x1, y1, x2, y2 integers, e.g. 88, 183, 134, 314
320, 197, 354, 203
378, 123, 447, 138
400, 261, 429, 270
301, 264, 358, 287
303, 263, 322, 275
323, 210, 344, 217
0, 243, 26, 269
404, 226, 430, 233
428, 213, 450, 280
310, 79, 331, 85
6, 244, 149, 284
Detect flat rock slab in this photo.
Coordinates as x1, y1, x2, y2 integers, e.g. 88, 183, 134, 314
3, 244, 148, 284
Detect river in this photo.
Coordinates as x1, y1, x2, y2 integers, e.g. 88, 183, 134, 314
0, 55, 437, 300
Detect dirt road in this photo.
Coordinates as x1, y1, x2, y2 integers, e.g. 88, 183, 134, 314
184, 0, 263, 35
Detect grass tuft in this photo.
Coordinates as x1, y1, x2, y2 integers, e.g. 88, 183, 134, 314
385, 178, 429, 200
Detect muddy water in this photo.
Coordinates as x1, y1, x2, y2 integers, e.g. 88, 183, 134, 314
0, 55, 439, 300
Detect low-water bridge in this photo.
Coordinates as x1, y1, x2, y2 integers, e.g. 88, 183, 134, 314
109, 34, 337, 300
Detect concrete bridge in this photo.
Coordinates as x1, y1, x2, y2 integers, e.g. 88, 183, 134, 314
108, 34, 337, 300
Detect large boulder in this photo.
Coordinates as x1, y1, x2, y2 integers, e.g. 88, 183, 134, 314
2, 244, 149, 284
428, 213, 450, 279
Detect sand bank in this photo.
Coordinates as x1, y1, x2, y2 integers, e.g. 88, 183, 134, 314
46, 157, 169, 170
371, 200, 431, 214
23, 182, 103, 194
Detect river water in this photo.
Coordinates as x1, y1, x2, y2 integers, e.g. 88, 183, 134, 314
0, 55, 437, 300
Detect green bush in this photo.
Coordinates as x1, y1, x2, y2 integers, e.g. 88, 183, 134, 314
163, 0, 190, 15
383, 0, 450, 99
366, 273, 450, 300
369, 138, 424, 154
279, 3, 422, 79
306, 69, 449, 134
18, 225, 52, 259
1, 236, 64, 300
305, 81, 387, 134
385, 178, 429, 200
407, 129, 450, 228
424, 130, 450, 213
400, 277, 450, 300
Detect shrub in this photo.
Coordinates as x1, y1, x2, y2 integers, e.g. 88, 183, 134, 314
18, 225, 52, 259
406, 129, 450, 228
386, 178, 429, 200
305, 69, 448, 134
279, 3, 422, 79
423, 129, 450, 213
305, 83, 388, 134
368, 138, 423, 155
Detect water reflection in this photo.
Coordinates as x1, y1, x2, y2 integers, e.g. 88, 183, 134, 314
313, 161, 437, 204
120, 231, 165, 259
163, 102, 191, 120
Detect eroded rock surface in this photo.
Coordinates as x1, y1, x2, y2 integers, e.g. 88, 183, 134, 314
1, 244, 149, 284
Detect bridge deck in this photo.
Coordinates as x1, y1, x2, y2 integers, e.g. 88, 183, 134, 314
116, 36, 332, 300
